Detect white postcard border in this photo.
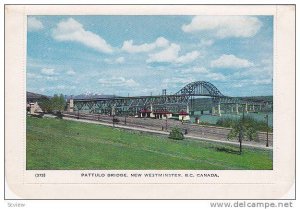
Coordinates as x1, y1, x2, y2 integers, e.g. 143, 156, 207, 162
5, 5, 295, 199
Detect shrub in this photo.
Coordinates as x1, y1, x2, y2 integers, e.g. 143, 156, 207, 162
169, 127, 184, 140
245, 127, 259, 141
55, 111, 63, 119
198, 121, 212, 126
226, 117, 259, 142
112, 118, 120, 123
217, 116, 272, 132
216, 117, 237, 128
39, 94, 66, 113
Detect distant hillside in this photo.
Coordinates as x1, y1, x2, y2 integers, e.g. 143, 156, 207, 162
27, 91, 50, 102
65, 93, 116, 100
234, 96, 273, 102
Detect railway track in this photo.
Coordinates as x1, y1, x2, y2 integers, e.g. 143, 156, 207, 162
62, 112, 273, 146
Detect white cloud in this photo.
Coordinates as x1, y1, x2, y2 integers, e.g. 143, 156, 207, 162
41, 68, 57, 76
115, 57, 125, 63
27, 71, 59, 81
211, 54, 254, 69
181, 67, 226, 81
28, 17, 44, 32
122, 37, 169, 53
183, 67, 209, 74
147, 44, 200, 64
66, 70, 76, 75
162, 77, 195, 88
233, 83, 243, 88
52, 18, 113, 54
205, 72, 226, 81
122, 37, 200, 64
98, 77, 139, 87
182, 16, 262, 38
46, 85, 76, 91
104, 57, 125, 64
147, 43, 180, 63
231, 78, 272, 88
176, 51, 201, 64
162, 70, 226, 90
199, 39, 214, 47
261, 59, 272, 65
231, 66, 272, 80
253, 79, 272, 85
27, 73, 42, 79
44, 76, 59, 81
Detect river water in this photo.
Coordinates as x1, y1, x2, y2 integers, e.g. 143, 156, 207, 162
191, 111, 273, 127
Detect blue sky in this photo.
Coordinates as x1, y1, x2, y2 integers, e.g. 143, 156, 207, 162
26, 15, 273, 97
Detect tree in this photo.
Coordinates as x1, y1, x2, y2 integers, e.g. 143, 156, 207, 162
38, 98, 52, 113
169, 127, 184, 140
38, 94, 66, 113
227, 114, 259, 154
51, 94, 66, 112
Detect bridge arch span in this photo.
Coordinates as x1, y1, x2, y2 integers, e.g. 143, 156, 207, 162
175, 81, 225, 98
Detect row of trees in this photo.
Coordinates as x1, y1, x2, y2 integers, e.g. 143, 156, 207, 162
39, 94, 66, 113
216, 116, 272, 133
168, 115, 271, 154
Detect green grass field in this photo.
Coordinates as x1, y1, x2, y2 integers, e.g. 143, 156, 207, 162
26, 117, 273, 170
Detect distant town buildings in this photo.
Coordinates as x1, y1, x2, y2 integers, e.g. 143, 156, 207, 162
26, 92, 49, 114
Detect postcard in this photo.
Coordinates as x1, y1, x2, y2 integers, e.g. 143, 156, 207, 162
5, 5, 295, 199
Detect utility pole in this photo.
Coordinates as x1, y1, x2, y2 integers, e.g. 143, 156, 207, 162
112, 105, 116, 127
165, 116, 168, 131
265, 114, 269, 147
239, 106, 245, 154
124, 112, 127, 125
113, 115, 115, 127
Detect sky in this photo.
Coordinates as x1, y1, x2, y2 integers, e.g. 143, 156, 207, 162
26, 15, 273, 97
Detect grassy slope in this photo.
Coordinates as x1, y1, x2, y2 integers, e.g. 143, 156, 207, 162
26, 117, 272, 170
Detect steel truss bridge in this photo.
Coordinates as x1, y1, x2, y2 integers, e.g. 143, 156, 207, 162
69, 81, 271, 115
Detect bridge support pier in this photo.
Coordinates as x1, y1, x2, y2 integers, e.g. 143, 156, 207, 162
111, 106, 116, 116
235, 103, 239, 114
217, 103, 221, 116
150, 103, 155, 118
245, 103, 249, 113
212, 103, 221, 116
67, 99, 74, 112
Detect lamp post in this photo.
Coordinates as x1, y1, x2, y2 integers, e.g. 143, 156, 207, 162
238, 105, 245, 154
265, 114, 269, 147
